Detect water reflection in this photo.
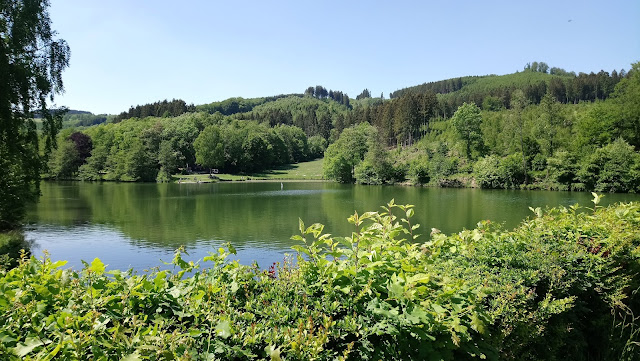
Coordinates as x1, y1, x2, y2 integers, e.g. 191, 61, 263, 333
25, 181, 640, 271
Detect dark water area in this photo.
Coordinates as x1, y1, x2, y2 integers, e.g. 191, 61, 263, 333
25, 181, 640, 271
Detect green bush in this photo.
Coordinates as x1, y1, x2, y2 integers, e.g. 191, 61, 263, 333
545, 150, 578, 187
578, 138, 640, 192
1, 200, 638, 360
0, 231, 29, 270
499, 153, 526, 188
473, 155, 503, 189
408, 157, 430, 184
473, 154, 526, 189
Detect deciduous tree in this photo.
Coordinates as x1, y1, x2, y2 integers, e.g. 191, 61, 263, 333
0, 0, 70, 230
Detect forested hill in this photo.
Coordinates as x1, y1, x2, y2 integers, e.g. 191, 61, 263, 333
390, 61, 628, 117
47, 61, 639, 194
195, 94, 303, 115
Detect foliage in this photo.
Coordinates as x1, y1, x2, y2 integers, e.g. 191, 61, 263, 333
455, 200, 640, 360
47, 139, 79, 179
194, 125, 225, 171
236, 96, 350, 140
407, 154, 430, 184
473, 155, 503, 189
451, 102, 483, 159
0, 0, 69, 230
611, 62, 640, 148
542, 150, 579, 190
60, 111, 112, 128
392, 63, 626, 113
1, 201, 639, 360
323, 123, 376, 183
354, 135, 395, 185
115, 99, 195, 122
0, 231, 29, 270
197, 95, 301, 116
307, 135, 327, 160
577, 138, 640, 193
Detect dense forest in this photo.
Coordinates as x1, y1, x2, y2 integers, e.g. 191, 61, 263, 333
323, 62, 640, 192
43, 61, 640, 194
114, 99, 196, 122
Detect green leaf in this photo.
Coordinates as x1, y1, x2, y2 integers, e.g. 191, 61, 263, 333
122, 352, 143, 361
42, 341, 62, 361
265, 345, 282, 361
388, 281, 404, 299
154, 270, 167, 289
471, 313, 486, 334
88, 257, 105, 275
431, 303, 446, 315
216, 320, 232, 339
169, 287, 181, 298
14, 337, 45, 357
50, 260, 68, 268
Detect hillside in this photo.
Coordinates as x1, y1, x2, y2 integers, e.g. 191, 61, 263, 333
389, 63, 625, 114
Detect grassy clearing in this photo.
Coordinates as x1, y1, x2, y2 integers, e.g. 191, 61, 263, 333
174, 158, 324, 183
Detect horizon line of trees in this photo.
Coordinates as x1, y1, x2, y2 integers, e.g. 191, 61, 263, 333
391, 61, 629, 109
114, 99, 196, 122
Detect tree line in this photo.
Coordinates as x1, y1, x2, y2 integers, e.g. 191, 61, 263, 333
323, 62, 640, 193
114, 99, 196, 122
391, 62, 629, 116
45, 112, 326, 182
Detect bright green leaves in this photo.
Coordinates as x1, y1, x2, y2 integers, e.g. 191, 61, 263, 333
14, 337, 48, 357
121, 352, 143, 361
216, 319, 233, 339
88, 257, 105, 275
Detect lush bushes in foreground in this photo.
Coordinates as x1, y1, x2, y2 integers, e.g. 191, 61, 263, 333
1, 199, 639, 360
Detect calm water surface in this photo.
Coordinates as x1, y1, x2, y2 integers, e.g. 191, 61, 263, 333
25, 181, 640, 271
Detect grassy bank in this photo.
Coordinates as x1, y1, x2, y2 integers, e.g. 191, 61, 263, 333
1, 198, 639, 360
175, 158, 324, 183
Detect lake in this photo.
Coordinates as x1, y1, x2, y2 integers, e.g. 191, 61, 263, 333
25, 181, 640, 271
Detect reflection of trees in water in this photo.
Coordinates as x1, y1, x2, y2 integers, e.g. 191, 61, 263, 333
28, 182, 640, 253
76, 182, 360, 249
0, 231, 31, 269
27, 182, 93, 226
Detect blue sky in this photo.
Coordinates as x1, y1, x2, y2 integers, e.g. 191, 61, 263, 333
49, 0, 639, 115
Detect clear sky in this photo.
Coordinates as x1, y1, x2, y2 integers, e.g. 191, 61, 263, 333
49, 0, 640, 115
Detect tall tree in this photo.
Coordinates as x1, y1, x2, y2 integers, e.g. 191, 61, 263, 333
450, 102, 483, 159
194, 125, 225, 173
509, 90, 530, 184
0, 0, 70, 230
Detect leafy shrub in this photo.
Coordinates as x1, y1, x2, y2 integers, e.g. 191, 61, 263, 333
473, 154, 526, 189
323, 123, 375, 183
0, 231, 29, 270
407, 155, 430, 184
578, 138, 640, 192
545, 150, 578, 186
499, 153, 526, 188
1, 200, 639, 360
473, 155, 503, 188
